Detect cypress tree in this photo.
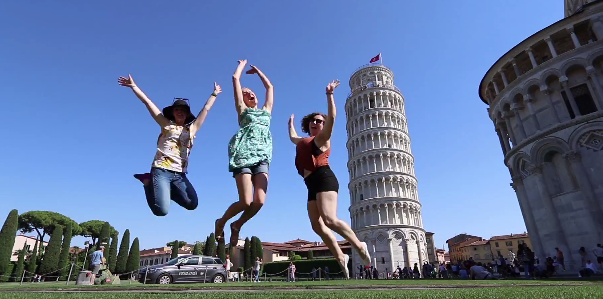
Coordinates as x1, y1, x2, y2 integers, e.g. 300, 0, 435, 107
207, 233, 216, 256
217, 238, 226, 261
0, 209, 19, 276
192, 242, 202, 255
170, 240, 179, 259
38, 225, 63, 277
243, 237, 251, 272
125, 238, 140, 273
202, 236, 210, 256
115, 229, 130, 274
308, 250, 314, 260
254, 237, 263, 261
98, 222, 111, 247
57, 223, 73, 279
27, 239, 39, 276
12, 242, 27, 282
107, 235, 118, 272
250, 237, 257, 262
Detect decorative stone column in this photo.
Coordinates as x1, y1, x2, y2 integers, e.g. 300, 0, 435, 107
525, 95, 541, 131
527, 48, 538, 68
502, 112, 517, 146
511, 175, 545, 260
560, 76, 581, 116
541, 85, 561, 122
544, 37, 558, 58
567, 27, 581, 48
562, 151, 603, 238
512, 59, 521, 77
512, 106, 527, 140
586, 66, 603, 109
500, 71, 509, 87
528, 164, 574, 270
592, 16, 603, 40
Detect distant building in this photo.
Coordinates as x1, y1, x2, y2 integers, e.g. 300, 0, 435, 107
11, 234, 47, 262
460, 240, 493, 264
139, 244, 194, 267
229, 239, 352, 270
489, 233, 532, 259
446, 234, 481, 263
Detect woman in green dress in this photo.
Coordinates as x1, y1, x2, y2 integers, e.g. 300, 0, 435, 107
215, 60, 273, 244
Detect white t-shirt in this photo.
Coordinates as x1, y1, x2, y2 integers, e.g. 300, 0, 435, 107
593, 247, 603, 257
586, 262, 598, 273
255, 260, 262, 271
226, 259, 232, 271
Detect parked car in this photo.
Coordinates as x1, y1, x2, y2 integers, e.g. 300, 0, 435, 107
139, 255, 226, 284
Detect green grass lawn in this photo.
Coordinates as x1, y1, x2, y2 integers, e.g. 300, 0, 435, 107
0, 278, 601, 290
0, 286, 601, 299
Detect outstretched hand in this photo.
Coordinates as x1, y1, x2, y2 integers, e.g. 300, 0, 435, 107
213, 82, 222, 95
326, 80, 340, 93
118, 74, 136, 88
246, 64, 259, 75
289, 114, 294, 125
238, 60, 248, 66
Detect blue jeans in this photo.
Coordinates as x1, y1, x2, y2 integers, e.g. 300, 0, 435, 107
144, 167, 198, 216
523, 262, 531, 279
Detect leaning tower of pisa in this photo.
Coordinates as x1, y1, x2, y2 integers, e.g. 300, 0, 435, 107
345, 64, 427, 276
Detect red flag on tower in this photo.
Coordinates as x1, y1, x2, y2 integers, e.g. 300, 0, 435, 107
369, 53, 381, 63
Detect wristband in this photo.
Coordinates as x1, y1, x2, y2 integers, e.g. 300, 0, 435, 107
211, 93, 218, 97
326, 92, 333, 95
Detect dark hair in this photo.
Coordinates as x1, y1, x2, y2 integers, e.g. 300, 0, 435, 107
301, 112, 327, 134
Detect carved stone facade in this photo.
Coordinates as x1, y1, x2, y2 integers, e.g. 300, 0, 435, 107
345, 64, 427, 276
478, 1, 603, 272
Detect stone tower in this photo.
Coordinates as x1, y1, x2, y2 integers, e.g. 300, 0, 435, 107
345, 64, 427, 276
477, 1, 603, 271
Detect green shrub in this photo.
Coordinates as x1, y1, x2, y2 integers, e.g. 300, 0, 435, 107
0, 262, 15, 282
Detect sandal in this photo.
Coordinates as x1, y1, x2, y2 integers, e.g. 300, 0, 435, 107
215, 219, 225, 241
229, 222, 240, 246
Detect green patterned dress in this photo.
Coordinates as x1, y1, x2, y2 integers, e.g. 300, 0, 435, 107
228, 108, 273, 172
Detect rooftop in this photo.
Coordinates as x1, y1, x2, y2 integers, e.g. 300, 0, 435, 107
490, 233, 529, 241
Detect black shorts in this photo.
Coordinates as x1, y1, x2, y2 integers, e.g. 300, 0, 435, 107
304, 166, 339, 201
597, 256, 603, 264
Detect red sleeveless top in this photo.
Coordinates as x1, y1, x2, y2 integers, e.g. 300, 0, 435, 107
295, 137, 331, 177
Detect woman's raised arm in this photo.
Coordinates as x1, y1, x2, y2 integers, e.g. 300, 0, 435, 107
247, 65, 274, 113
190, 82, 221, 137
315, 80, 339, 147
118, 74, 169, 127
232, 60, 247, 115
288, 114, 303, 144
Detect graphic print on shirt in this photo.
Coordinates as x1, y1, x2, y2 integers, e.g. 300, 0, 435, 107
152, 123, 194, 173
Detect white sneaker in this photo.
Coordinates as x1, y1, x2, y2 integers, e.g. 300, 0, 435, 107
341, 254, 350, 279
359, 242, 371, 266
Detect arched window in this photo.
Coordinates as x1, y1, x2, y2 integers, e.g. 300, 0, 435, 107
518, 159, 530, 177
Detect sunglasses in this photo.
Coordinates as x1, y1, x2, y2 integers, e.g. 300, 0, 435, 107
173, 97, 190, 104
312, 118, 324, 125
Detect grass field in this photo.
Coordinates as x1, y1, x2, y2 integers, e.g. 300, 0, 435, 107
0, 286, 601, 299
0, 278, 600, 290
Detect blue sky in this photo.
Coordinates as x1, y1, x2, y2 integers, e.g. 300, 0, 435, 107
0, 1, 563, 251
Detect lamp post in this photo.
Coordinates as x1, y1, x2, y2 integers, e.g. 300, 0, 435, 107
81, 241, 90, 270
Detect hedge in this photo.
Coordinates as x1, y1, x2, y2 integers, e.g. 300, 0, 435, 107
0, 263, 15, 282
262, 258, 352, 278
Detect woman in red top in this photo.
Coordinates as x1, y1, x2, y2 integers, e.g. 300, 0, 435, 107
288, 80, 371, 279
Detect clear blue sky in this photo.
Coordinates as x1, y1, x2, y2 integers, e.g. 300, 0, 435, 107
0, 1, 563, 250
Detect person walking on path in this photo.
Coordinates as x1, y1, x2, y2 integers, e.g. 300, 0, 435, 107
288, 80, 371, 279
119, 75, 221, 216
89, 246, 105, 284
215, 60, 274, 245
593, 244, 603, 266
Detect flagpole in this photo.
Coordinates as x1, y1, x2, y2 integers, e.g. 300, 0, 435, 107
381, 53, 383, 66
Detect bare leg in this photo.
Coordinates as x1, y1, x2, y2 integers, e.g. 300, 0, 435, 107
215, 174, 253, 239
316, 191, 371, 264
307, 200, 346, 266
232, 173, 268, 229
